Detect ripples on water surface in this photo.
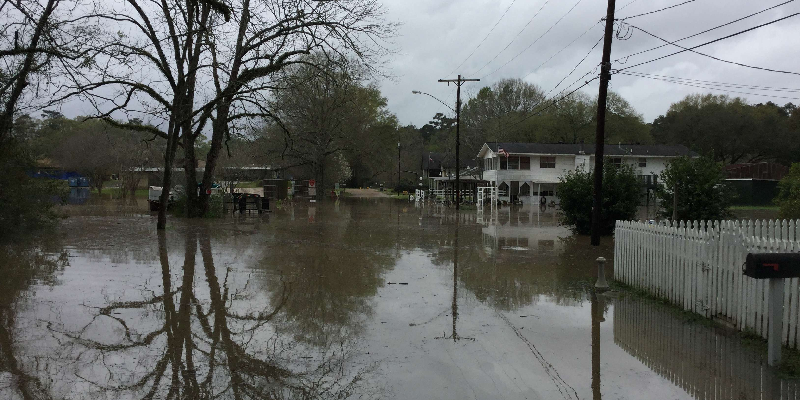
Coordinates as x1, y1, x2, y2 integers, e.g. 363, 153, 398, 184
1, 199, 797, 399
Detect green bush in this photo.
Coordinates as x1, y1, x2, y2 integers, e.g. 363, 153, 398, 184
656, 156, 734, 221
170, 192, 225, 218
776, 163, 800, 219
394, 180, 419, 194
559, 162, 640, 235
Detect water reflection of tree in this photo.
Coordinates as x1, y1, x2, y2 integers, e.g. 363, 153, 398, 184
258, 214, 396, 346
48, 227, 374, 399
0, 236, 68, 399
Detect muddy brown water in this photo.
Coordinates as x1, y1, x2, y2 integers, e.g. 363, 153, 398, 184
1, 199, 798, 399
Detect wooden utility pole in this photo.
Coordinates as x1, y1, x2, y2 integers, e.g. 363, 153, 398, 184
439, 75, 479, 210
590, 0, 617, 246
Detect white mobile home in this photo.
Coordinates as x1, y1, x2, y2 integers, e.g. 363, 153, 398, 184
477, 142, 695, 205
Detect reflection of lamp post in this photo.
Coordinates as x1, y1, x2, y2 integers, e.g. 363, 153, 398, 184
591, 292, 606, 400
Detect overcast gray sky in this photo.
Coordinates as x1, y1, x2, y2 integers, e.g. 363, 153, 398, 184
378, 0, 800, 127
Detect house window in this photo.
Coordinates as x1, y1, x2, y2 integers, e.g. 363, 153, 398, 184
520, 156, 531, 170
540, 156, 556, 169
500, 157, 508, 170
638, 157, 647, 168
498, 182, 509, 195
611, 158, 622, 166
508, 156, 520, 170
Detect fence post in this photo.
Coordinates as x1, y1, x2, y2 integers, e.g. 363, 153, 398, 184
596, 257, 610, 292
769, 277, 785, 366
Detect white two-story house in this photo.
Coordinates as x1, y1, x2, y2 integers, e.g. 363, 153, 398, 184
477, 142, 696, 205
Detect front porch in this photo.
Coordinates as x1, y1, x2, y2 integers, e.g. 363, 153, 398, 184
490, 179, 560, 206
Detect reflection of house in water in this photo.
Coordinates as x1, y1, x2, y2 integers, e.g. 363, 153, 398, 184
614, 295, 799, 399
479, 206, 569, 252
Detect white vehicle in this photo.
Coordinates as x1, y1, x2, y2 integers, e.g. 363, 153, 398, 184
148, 186, 179, 211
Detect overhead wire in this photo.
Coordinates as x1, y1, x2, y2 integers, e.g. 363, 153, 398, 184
618, 71, 800, 101
614, 14, 800, 75
614, 1, 794, 63
621, 71, 800, 93
618, 0, 643, 12
511, 77, 600, 127
617, 0, 698, 20
470, 0, 554, 76
448, 0, 519, 76
522, 28, 603, 82
480, 0, 586, 79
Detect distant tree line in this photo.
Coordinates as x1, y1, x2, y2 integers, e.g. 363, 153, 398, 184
652, 94, 800, 165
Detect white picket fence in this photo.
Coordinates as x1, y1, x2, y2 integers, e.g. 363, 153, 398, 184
615, 219, 800, 348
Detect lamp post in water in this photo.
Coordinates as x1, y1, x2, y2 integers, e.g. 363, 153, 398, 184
411, 90, 458, 205
398, 141, 401, 187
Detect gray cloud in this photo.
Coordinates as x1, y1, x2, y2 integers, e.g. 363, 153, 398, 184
379, 0, 800, 126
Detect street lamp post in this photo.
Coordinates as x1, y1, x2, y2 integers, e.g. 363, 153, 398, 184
397, 141, 401, 187
411, 90, 459, 205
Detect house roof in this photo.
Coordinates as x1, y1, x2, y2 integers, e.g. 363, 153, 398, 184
477, 142, 697, 158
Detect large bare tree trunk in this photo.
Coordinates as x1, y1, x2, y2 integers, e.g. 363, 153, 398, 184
158, 120, 181, 230
197, 102, 230, 216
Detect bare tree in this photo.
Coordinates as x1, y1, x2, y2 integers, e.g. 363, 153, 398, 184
57, 0, 394, 223
0, 0, 93, 140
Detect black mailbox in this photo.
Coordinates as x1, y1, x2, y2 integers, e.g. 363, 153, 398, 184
744, 253, 800, 279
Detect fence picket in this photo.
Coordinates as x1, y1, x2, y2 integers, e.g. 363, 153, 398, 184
614, 219, 800, 348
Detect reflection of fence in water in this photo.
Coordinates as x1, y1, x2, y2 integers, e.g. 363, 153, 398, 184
614, 295, 800, 400
615, 220, 800, 348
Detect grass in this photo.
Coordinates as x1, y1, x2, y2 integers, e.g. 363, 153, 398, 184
730, 205, 779, 211
236, 181, 262, 188
100, 187, 149, 197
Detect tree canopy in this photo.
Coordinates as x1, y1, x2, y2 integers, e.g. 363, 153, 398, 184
652, 94, 800, 164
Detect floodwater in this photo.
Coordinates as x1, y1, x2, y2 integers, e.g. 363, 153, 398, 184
2, 199, 798, 399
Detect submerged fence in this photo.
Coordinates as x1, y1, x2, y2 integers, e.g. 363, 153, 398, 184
614, 219, 800, 348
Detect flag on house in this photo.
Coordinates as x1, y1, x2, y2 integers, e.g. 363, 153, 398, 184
498, 148, 509, 157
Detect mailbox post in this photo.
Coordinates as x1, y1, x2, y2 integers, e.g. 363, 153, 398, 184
744, 253, 800, 366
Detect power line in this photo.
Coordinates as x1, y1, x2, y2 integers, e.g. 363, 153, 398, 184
617, 0, 697, 20
448, 0, 519, 76
614, 14, 800, 74
620, 17, 800, 76
618, 71, 800, 101
522, 27, 603, 82
528, 35, 604, 94
614, 0, 794, 62
470, 0, 554, 76
621, 70, 800, 93
481, 0, 586, 79
512, 77, 600, 126
618, 0, 642, 11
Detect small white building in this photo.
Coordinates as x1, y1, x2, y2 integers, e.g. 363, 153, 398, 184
477, 142, 695, 205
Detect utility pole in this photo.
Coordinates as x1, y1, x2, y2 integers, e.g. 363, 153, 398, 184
590, 0, 617, 246
439, 75, 479, 210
